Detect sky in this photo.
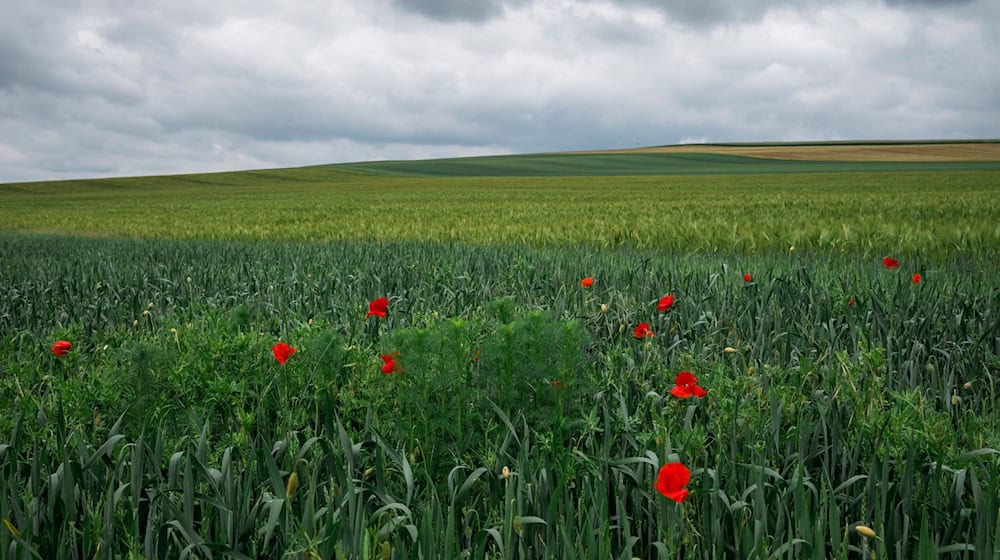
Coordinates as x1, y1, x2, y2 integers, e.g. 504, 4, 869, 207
1, 0, 998, 183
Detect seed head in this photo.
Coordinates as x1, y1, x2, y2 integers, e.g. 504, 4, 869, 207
3, 518, 20, 538
855, 525, 877, 538
286, 472, 299, 498
501, 466, 510, 479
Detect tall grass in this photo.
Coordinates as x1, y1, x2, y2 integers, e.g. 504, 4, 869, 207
1, 233, 998, 557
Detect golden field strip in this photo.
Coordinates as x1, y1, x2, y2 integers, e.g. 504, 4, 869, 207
586, 140, 1000, 161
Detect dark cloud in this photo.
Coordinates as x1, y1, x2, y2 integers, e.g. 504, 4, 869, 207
390, 0, 525, 22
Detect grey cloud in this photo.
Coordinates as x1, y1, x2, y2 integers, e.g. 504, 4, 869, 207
883, 0, 974, 5
389, 0, 527, 22
391, 0, 825, 27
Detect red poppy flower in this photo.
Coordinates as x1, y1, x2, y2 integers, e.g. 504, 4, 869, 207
271, 342, 296, 365
657, 294, 675, 312
580, 277, 594, 287
848, 297, 855, 307
882, 257, 899, 269
744, 273, 752, 282
654, 462, 691, 503
551, 380, 562, 387
51, 340, 72, 356
912, 273, 921, 284
380, 353, 400, 374
670, 371, 707, 398
367, 297, 389, 318
634, 323, 654, 339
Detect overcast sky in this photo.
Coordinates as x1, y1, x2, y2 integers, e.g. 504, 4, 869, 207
1, 0, 997, 183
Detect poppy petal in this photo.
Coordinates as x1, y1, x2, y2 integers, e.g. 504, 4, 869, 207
675, 371, 696, 385
670, 386, 692, 398
664, 488, 689, 503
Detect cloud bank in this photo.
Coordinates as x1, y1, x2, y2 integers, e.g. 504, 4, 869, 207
1, 0, 997, 182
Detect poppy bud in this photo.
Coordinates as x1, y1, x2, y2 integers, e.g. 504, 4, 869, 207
724, 347, 737, 353
286, 471, 299, 498
142, 310, 150, 317
746, 367, 755, 376
789, 246, 795, 253
502, 466, 510, 479
133, 319, 139, 328
364, 467, 375, 479
146, 302, 154, 310
600, 304, 608, 313
963, 381, 972, 390
855, 525, 877, 538
951, 395, 960, 406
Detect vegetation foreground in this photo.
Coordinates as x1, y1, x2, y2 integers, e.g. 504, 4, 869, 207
1, 152, 999, 558
1, 234, 998, 559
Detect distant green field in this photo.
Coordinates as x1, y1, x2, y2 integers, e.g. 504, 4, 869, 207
3, 148, 1000, 558
2, 160, 999, 255
336, 152, 1000, 176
